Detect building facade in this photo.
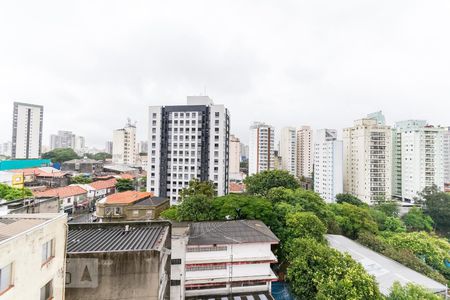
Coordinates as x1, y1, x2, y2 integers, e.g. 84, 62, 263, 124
11, 102, 44, 159
112, 121, 137, 165
105, 141, 113, 155
392, 120, 445, 202
229, 135, 241, 175
280, 127, 297, 176
343, 117, 392, 204
249, 122, 274, 175
296, 126, 313, 179
0, 213, 67, 300
147, 96, 230, 205
313, 129, 343, 203
171, 220, 278, 299
443, 127, 450, 185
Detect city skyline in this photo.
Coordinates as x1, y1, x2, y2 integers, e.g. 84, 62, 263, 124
1, 1, 450, 147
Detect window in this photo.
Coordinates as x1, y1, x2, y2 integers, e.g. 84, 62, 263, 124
114, 207, 122, 215
0, 263, 13, 294
40, 279, 53, 300
42, 239, 54, 264
187, 246, 227, 252
170, 280, 181, 286
132, 210, 139, 216
171, 259, 182, 265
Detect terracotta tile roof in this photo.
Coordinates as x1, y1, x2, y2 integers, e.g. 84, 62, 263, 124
10, 167, 66, 178
89, 178, 117, 190
118, 174, 135, 180
34, 185, 87, 198
105, 191, 153, 204
229, 182, 245, 193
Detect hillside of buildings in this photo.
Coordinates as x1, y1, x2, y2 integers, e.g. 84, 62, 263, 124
161, 170, 450, 299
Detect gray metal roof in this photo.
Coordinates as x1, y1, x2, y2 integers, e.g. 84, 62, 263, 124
188, 220, 279, 245
326, 234, 447, 295
67, 222, 169, 253
134, 196, 169, 207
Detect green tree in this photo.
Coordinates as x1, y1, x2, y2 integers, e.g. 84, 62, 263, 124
330, 203, 378, 239
179, 178, 215, 200
383, 217, 406, 233
336, 193, 366, 206
420, 185, 450, 233
286, 238, 382, 300
386, 282, 441, 300
211, 194, 275, 226
0, 183, 33, 201
115, 178, 134, 192
285, 212, 326, 242
374, 201, 399, 217
160, 206, 179, 220
70, 175, 92, 184
177, 195, 215, 221
402, 207, 434, 232
86, 152, 112, 161
244, 170, 299, 196
42, 148, 79, 163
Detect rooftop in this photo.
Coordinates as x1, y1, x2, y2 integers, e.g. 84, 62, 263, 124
34, 185, 87, 198
0, 159, 51, 171
0, 213, 66, 244
102, 191, 154, 205
326, 234, 447, 295
63, 158, 102, 164
67, 222, 169, 253
89, 178, 117, 190
10, 167, 67, 177
103, 164, 137, 173
188, 220, 279, 246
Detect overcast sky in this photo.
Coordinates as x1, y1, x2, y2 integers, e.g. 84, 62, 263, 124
1, 0, 450, 149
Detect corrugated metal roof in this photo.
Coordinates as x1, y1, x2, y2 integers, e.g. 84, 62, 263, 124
0, 159, 52, 171
188, 220, 279, 245
67, 222, 169, 253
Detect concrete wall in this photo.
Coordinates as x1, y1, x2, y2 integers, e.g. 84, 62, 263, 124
66, 250, 169, 300
9, 197, 59, 214
0, 214, 67, 300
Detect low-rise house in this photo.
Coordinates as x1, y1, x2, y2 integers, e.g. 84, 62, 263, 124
95, 191, 169, 222
171, 220, 279, 299
76, 178, 117, 201
62, 158, 104, 174
0, 171, 24, 188
34, 185, 88, 214
0, 197, 59, 216
10, 167, 70, 188
0, 213, 67, 300
65, 222, 171, 300
103, 164, 139, 175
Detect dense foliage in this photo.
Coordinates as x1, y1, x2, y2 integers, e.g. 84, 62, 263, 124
160, 171, 450, 297
70, 175, 92, 184
420, 185, 450, 235
42, 148, 79, 163
115, 178, 134, 192
243, 170, 299, 196
386, 282, 441, 300
0, 183, 32, 201
86, 152, 112, 161
179, 178, 215, 200
336, 193, 365, 206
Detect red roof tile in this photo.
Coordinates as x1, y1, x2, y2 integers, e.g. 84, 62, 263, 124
118, 174, 135, 180
34, 185, 87, 198
89, 178, 117, 190
11, 167, 66, 177
229, 182, 245, 193
105, 191, 153, 204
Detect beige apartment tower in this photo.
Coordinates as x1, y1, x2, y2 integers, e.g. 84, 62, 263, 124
296, 126, 313, 179
343, 116, 392, 204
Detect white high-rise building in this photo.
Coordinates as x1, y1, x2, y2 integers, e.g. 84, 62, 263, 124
280, 127, 297, 176
297, 126, 313, 179
74, 136, 86, 154
11, 102, 43, 159
240, 143, 249, 162
343, 115, 392, 204
392, 120, 445, 202
112, 121, 137, 165
147, 96, 230, 205
314, 129, 343, 203
50, 131, 75, 150
0, 141, 12, 157
249, 122, 275, 175
443, 127, 450, 184
229, 135, 241, 175
105, 141, 113, 155
137, 141, 149, 154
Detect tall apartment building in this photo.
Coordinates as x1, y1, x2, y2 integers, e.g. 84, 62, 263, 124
280, 127, 297, 176
240, 143, 249, 161
297, 126, 313, 178
138, 141, 149, 154
11, 102, 44, 159
229, 134, 241, 175
147, 96, 230, 205
392, 120, 445, 202
0, 213, 67, 300
314, 129, 343, 203
249, 122, 275, 175
105, 141, 113, 155
343, 116, 392, 204
444, 127, 450, 184
112, 121, 137, 165
0, 141, 12, 156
